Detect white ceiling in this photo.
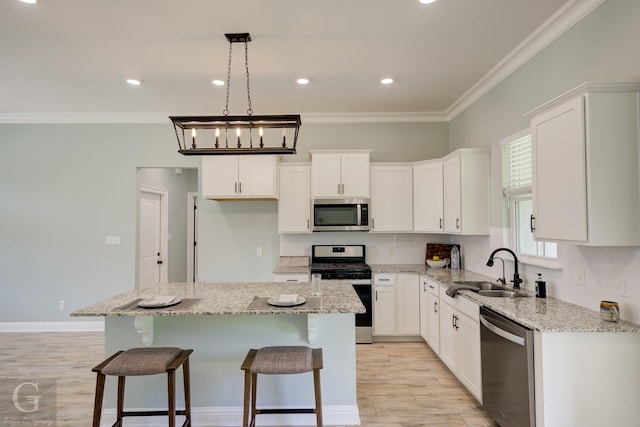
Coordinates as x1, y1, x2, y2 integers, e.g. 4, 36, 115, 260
0, 0, 593, 123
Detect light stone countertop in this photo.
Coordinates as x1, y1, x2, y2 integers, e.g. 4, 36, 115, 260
370, 264, 640, 333
71, 281, 365, 317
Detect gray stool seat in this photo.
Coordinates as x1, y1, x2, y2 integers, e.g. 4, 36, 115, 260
92, 347, 192, 427
241, 346, 323, 427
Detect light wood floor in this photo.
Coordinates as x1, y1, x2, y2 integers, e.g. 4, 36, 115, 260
0, 332, 495, 426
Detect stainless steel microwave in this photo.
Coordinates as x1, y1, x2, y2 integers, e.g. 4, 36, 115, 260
312, 199, 370, 232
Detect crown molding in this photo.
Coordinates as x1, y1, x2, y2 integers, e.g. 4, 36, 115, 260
302, 112, 449, 124
0, 113, 168, 124
445, 0, 606, 121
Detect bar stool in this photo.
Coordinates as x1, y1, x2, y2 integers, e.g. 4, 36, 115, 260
91, 347, 193, 427
241, 346, 323, 427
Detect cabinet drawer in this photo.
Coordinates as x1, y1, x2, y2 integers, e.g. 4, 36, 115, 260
272, 273, 309, 282
426, 279, 439, 296
374, 273, 395, 285
457, 296, 479, 321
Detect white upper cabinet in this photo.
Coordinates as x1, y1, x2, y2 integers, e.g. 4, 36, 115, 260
370, 164, 413, 232
527, 82, 640, 245
414, 160, 444, 232
311, 150, 371, 198
442, 149, 490, 235
202, 155, 278, 200
278, 164, 311, 234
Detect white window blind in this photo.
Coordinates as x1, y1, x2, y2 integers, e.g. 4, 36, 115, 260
502, 134, 532, 197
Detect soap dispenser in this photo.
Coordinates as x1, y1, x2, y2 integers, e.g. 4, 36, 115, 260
535, 273, 546, 298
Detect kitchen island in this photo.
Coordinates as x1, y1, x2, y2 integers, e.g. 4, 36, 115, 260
72, 281, 365, 426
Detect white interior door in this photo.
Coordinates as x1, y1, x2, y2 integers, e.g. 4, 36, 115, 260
139, 191, 163, 285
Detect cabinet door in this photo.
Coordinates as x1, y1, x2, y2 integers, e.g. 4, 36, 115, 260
202, 156, 239, 198
373, 285, 395, 336
278, 166, 311, 233
312, 153, 342, 197
439, 301, 458, 371
238, 156, 277, 198
531, 96, 588, 241
396, 274, 420, 335
457, 313, 482, 402
426, 290, 440, 355
419, 276, 429, 341
443, 155, 462, 233
371, 165, 413, 232
413, 161, 444, 232
341, 153, 371, 197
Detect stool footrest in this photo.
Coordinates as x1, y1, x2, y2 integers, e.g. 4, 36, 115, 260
120, 409, 189, 417
255, 408, 316, 415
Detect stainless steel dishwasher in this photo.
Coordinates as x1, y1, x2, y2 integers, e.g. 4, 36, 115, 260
480, 306, 535, 427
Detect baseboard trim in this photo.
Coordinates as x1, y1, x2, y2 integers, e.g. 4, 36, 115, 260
100, 404, 360, 426
0, 321, 105, 332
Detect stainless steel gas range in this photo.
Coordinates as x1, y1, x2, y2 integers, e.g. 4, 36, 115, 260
310, 244, 372, 344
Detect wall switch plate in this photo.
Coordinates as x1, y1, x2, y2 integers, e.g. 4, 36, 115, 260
576, 270, 585, 287
105, 235, 121, 245
257, 247, 263, 256
621, 280, 632, 298
59, 300, 66, 310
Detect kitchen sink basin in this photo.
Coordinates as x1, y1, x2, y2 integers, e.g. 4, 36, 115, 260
454, 281, 503, 291
477, 289, 525, 298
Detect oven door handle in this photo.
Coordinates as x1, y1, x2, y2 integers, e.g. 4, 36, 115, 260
480, 315, 525, 346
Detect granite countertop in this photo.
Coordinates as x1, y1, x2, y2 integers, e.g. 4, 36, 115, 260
370, 264, 640, 333
71, 281, 365, 317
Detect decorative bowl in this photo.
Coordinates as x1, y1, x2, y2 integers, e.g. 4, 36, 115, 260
427, 259, 447, 268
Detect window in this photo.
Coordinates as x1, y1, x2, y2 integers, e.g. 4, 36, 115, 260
501, 130, 557, 259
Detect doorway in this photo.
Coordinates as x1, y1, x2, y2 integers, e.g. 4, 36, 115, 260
139, 186, 168, 285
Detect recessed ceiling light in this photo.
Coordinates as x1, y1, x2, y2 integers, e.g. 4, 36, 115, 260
20, 0, 37, 4
296, 78, 309, 85
212, 80, 225, 86
380, 78, 394, 85
419, 0, 437, 4
126, 79, 141, 86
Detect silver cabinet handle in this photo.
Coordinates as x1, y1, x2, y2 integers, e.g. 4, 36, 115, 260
235, 182, 237, 193
439, 218, 443, 229
372, 218, 375, 229
530, 214, 536, 232
378, 278, 391, 282
456, 218, 460, 229
434, 301, 438, 313
238, 182, 242, 194
307, 219, 310, 230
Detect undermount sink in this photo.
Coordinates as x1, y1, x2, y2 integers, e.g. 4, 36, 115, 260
477, 289, 525, 298
454, 281, 503, 291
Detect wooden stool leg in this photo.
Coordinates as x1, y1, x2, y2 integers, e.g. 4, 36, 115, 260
242, 370, 251, 427
182, 357, 192, 425
116, 376, 125, 425
168, 369, 176, 427
313, 368, 323, 426
250, 372, 258, 427
92, 373, 106, 427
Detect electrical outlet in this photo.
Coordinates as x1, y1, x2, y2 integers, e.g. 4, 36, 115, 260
59, 300, 66, 310
256, 247, 263, 256
105, 235, 121, 245
576, 270, 585, 287
621, 280, 632, 298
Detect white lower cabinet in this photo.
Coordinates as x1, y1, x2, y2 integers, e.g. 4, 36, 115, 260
438, 285, 482, 402
373, 276, 396, 336
373, 273, 420, 337
419, 276, 440, 354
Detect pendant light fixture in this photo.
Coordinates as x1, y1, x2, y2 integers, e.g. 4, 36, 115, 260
170, 33, 301, 155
